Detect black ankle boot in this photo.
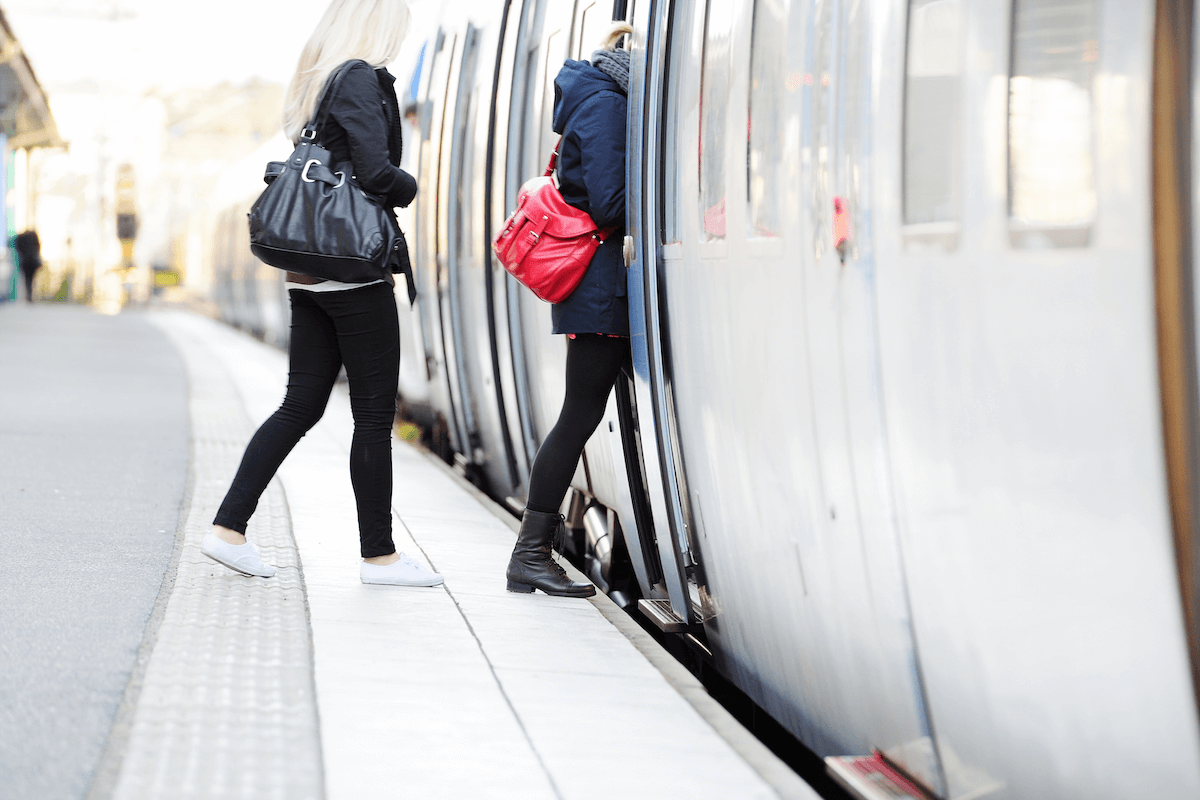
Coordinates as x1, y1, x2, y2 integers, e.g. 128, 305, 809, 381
506, 509, 596, 597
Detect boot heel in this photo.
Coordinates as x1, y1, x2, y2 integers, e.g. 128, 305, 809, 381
506, 579, 535, 593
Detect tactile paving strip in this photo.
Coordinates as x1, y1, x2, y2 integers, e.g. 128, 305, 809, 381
111, 320, 324, 800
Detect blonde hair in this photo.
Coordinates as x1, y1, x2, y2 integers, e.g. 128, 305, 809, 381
283, 0, 412, 142
600, 22, 633, 51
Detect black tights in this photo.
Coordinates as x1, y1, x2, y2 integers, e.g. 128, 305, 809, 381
525, 335, 630, 514
214, 284, 400, 557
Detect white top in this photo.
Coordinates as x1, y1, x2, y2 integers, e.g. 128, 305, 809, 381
285, 278, 385, 293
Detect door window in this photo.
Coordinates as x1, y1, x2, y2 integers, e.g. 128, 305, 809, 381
903, 0, 964, 226
541, 31, 563, 160
660, 0, 700, 245
576, 2, 609, 59
748, 0, 792, 238
699, 0, 734, 241
1008, 0, 1100, 246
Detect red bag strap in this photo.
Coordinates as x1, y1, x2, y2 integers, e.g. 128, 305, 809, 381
544, 138, 561, 177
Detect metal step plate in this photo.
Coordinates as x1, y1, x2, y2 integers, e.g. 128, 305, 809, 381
638, 598, 688, 633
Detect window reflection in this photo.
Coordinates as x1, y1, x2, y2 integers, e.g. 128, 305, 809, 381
577, 3, 605, 60
541, 31, 562, 159
904, 0, 964, 225
660, 0, 695, 246
1009, 0, 1099, 238
700, 0, 732, 241
748, 0, 791, 238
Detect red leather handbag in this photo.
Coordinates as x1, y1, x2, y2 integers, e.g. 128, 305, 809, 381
492, 141, 616, 303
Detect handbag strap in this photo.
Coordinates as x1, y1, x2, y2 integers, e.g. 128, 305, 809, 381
300, 59, 370, 143
544, 138, 562, 177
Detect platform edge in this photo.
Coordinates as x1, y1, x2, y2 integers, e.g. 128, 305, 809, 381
406, 441, 821, 800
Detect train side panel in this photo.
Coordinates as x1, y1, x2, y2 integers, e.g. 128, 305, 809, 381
873, 0, 1200, 796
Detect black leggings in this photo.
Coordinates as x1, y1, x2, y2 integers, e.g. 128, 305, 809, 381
214, 283, 400, 557
525, 334, 630, 514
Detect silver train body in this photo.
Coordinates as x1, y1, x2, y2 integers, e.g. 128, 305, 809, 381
206, 0, 1200, 796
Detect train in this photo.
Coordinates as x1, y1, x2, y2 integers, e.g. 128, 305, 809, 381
198, 0, 1200, 797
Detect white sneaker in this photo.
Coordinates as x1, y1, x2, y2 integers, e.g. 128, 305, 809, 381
360, 552, 444, 587
201, 532, 277, 578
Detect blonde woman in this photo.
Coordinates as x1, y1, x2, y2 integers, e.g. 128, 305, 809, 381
202, 0, 442, 587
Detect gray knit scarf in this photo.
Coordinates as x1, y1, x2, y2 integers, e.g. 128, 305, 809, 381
591, 48, 630, 94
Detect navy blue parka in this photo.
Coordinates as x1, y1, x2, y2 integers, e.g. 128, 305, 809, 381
549, 59, 629, 336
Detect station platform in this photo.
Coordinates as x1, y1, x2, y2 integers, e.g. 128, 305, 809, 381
0, 302, 818, 800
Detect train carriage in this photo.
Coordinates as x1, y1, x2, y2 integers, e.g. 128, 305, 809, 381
210, 1, 1200, 797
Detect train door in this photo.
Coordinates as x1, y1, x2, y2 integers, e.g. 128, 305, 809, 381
480, 0, 531, 506
431, 28, 480, 471
442, 9, 521, 496
629, 0, 946, 788
417, 18, 506, 484
797, 0, 948, 788
562, 1, 632, 521
868, 0, 1200, 797
504, 0, 584, 488
395, 44, 434, 416
415, 29, 463, 453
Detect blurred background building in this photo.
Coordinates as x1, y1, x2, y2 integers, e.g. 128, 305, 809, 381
0, 0, 432, 311
0, 6, 63, 303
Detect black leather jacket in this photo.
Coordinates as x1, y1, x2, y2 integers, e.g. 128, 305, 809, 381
318, 61, 416, 209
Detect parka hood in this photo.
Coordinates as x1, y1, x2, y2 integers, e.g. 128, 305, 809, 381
552, 58, 622, 134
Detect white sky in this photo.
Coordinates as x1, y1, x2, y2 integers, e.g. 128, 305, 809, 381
4, 0, 436, 93
4, 0, 441, 269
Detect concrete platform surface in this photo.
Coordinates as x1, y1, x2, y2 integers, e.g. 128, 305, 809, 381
0, 304, 188, 800
3, 304, 819, 800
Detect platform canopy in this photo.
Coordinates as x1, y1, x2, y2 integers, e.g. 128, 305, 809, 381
0, 6, 61, 149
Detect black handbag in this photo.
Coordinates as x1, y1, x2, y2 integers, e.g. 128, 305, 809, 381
248, 60, 400, 283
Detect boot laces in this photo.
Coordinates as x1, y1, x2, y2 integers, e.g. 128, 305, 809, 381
539, 541, 568, 578
551, 515, 566, 555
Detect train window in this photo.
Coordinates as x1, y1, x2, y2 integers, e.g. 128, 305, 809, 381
699, 0, 733, 241
541, 30, 563, 160
576, 2, 608, 60
451, 27, 480, 260
660, 0, 699, 246
1008, 0, 1099, 247
519, 46, 541, 181
748, 0, 791, 238
903, 0, 964, 226
422, 31, 447, 147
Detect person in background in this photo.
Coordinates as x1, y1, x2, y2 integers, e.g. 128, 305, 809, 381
402, 100, 419, 129
202, 0, 442, 588
14, 230, 41, 303
505, 23, 634, 598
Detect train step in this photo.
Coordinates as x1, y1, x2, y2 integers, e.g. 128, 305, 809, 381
638, 598, 688, 633
826, 752, 934, 800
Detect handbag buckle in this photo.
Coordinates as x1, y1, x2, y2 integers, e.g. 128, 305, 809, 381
301, 158, 345, 188
301, 159, 320, 182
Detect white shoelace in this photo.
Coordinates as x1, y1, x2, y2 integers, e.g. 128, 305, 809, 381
398, 552, 427, 571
